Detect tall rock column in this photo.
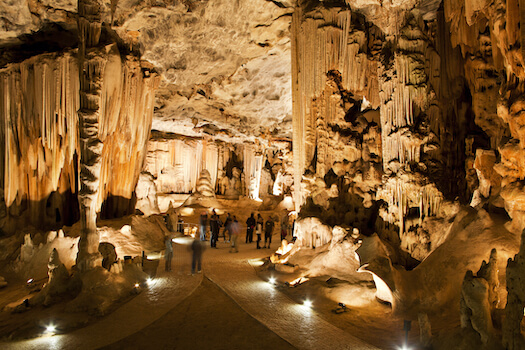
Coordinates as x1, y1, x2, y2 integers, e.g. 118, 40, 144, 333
76, 0, 106, 271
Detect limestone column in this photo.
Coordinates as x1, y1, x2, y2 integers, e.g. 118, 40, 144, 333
76, 0, 105, 271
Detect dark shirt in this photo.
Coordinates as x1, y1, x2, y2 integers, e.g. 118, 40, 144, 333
265, 220, 274, 234
246, 216, 255, 229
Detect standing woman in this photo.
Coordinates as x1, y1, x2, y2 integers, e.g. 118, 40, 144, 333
229, 216, 240, 253
256, 213, 264, 249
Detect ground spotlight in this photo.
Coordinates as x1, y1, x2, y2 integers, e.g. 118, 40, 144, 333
134, 283, 140, 288
303, 299, 312, 308
146, 278, 153, 285
45, 324, 56, 334
268, 277, 276, 285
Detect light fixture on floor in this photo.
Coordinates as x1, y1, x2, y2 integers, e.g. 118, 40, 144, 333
45, 323, 56, 335
268, 276, 276, 285
303, 299, 312, 308
134, 282, 140, 288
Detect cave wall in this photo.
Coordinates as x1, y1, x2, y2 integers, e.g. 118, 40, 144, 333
143, 132, 294, 202
290, 0, 525, 262
0, 47, 158, 234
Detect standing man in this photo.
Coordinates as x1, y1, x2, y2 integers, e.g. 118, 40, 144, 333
210, 209, 221, 248
280, 211, 289, 242
222, 213, 232, 242
263, 216, 274, 249
190, 237, 203, 275
199, 211, 208, 241
246, 213, 255, 243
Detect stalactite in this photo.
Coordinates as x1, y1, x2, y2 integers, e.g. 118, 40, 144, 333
292, 3, 380, 210
0, 53, 79, 229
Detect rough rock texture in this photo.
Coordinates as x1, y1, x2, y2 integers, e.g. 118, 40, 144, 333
459, 249, 499, 345
503, 229, 525, 350
33, 248, 74, 306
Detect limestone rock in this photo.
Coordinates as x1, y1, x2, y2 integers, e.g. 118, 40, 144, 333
135, 172, 161, 216
503, 230, 525, 350
0, 276, 7, 288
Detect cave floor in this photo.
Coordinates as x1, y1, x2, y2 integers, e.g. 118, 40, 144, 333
0, 237, 388, 350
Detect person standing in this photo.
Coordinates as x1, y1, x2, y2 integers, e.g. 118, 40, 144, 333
229, 216, 240, 253
280, 211, 289, 242
199, 211, 208, 241
190, 237, 203, 275
210, 209, 220, 248
165, 235, 173, 272
256, 213, 264, 249
222, 213, 232, 242
263, 217, 274, 249
246, 213, 255, 243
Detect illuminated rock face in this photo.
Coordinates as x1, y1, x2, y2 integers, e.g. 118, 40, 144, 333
0, 7, 158, 242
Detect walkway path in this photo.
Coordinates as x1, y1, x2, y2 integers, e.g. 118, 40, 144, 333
0, 239, 378, 349
204, 245, 379, 350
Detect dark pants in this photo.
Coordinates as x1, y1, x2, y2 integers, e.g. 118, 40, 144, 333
192, 252, 202, 273
246, 228, 254, 243
264, 233, 272, 248
211, 230, 219, 248
256, 234, 262, 249
222, 227, 231, 241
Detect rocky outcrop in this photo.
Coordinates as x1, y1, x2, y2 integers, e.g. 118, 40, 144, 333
503, 230, 525, 350
460, 249, 499, 345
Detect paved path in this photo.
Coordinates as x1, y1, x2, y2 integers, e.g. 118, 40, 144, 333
0, 238, 378, 350
204, 245, 379, 350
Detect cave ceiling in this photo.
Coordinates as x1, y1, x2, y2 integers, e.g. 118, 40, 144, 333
0, 0, 295, 144
0, 0, 446, 145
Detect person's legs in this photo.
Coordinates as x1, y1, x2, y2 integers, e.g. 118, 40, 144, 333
165, 251, 173, 271
256, 234, 261, 249
268, 234, 272, 249
191, 253, 196, 274
200, 225, 206, 240
233, 235, 238, 252
197, 253, 202, 272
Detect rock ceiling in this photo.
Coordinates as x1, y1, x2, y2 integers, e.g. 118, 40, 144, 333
0, 0, 295, 143
0, 0, 444, 144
